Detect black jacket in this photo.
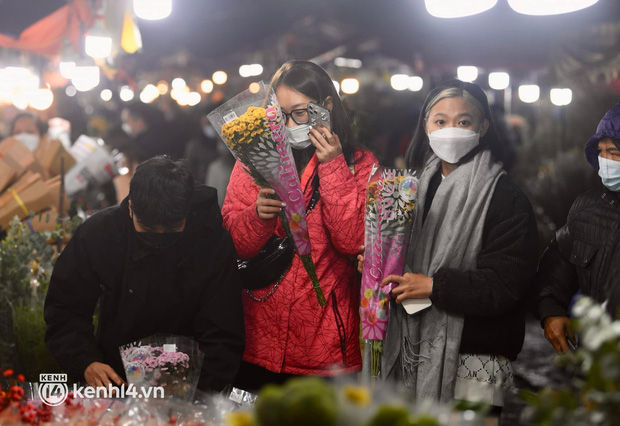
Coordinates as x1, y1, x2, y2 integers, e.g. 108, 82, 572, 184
44, 186, 245, 392
533, 186, 620, 322
428, 174, 539, 360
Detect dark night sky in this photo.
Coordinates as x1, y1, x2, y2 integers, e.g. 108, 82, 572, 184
133, 0, 620, 73
0, 0, 618, 76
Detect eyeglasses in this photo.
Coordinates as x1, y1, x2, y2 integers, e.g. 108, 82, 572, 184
282, 107, 310, 125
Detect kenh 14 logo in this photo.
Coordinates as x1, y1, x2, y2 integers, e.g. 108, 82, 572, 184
37, 374, 69, 406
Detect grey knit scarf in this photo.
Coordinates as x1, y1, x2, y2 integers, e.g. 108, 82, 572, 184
381, 149, 505, 403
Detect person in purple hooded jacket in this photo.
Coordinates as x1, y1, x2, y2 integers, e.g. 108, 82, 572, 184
533, 102, 620, 354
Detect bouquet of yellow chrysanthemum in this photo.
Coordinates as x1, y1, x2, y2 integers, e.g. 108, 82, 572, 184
208, 82, 325, 307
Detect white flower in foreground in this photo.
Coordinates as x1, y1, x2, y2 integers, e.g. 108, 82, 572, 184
572, 296, 620, 351
572, 296, 593, 317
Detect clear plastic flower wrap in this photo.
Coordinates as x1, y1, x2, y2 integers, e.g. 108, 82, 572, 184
207, 81, 325, 306
119, 334, 204, 402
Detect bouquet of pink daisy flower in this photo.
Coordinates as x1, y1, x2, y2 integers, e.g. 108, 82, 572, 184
361, 166, 418, 377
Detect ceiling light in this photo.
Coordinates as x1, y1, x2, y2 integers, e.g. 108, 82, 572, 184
391, 74, 410, 91
212, 71, 228, 85
518, 85, 540, 103
550, 88, 572, 106
100, 89, 112, 101
29, 87, 54, 111
334, 57, 362, 68
425, 0, 498, 18
133, 0, 172, 20
120, 86, 135, 102
341, 78, 359, 95
457, 66, 478, 82
508, 0, 598, 16
408, 76, 424, 92
488, 72, 510, 90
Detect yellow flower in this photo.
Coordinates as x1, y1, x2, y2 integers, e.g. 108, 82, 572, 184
342, 385, 371, 406
226, 410, 255, 426
218, 106, 272, 152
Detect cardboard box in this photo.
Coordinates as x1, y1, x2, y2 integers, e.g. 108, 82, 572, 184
0, 157, 16, 192
0, 175, 53, 229
35, 137, 76, 177
0, 137, 49, 180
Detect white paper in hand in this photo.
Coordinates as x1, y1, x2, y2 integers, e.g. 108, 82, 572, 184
401, 265, 432, 315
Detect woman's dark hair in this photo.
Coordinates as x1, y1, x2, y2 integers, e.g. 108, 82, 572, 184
123, 101, 164, 128
129, 156, 194, 230
269, 60, 359, 166
405, 79, 505, 170
10, 112, 47, 136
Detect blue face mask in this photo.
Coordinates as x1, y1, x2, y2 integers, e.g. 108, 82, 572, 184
598, 156, 620, 192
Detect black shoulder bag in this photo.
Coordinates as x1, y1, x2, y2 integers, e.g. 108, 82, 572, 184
238, 175, 320, 293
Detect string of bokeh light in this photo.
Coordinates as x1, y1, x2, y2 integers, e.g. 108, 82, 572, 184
24, 0, 588, 112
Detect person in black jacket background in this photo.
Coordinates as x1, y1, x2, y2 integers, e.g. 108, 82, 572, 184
44, 156, 245, 392
534, 102, 620, 354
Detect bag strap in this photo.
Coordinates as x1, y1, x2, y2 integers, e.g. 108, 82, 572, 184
246, 173, 321, 302
307, 172, 320, 212
245, 267, 288, 302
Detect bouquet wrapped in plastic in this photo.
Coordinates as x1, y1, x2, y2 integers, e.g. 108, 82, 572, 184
119, 334, 204, 401
208, 81, 325, 307
360, 166, 418, 377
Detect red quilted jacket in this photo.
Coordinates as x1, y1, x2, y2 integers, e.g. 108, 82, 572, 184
222, 150, 377, 375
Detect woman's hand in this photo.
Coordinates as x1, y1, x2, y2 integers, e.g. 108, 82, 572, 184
309, 126, 342, 163
256, 188, 285, 220
380, 272, 432, 304
356, 245, 365, 273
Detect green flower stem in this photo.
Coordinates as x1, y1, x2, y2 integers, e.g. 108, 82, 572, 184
300, 254, 326, 307
242, 149, 326, 307
370, 340, 383, 378
279, 211, 326, 307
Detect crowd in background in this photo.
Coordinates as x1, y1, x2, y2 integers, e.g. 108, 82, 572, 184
0, 86, 528, 215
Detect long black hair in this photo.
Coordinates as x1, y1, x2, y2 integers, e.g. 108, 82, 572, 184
405, 79, 505, 170
269, 60, 360, 167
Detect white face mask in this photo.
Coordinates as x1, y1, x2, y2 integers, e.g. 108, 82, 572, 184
285, 124, 312, 149
598, 156, 620, 192
122, 122, 133, 136
428, 127, 480, 164
203, 124, 217, 139
14, 132, 40, 151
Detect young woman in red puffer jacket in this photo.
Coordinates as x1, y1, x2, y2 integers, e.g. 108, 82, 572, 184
222, 60, 377, 391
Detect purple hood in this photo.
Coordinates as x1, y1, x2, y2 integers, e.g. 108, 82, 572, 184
585, 102, 620, 170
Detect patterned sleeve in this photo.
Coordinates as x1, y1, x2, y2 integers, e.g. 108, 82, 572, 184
221, 161, 277, 258
317, 150, 378, 255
